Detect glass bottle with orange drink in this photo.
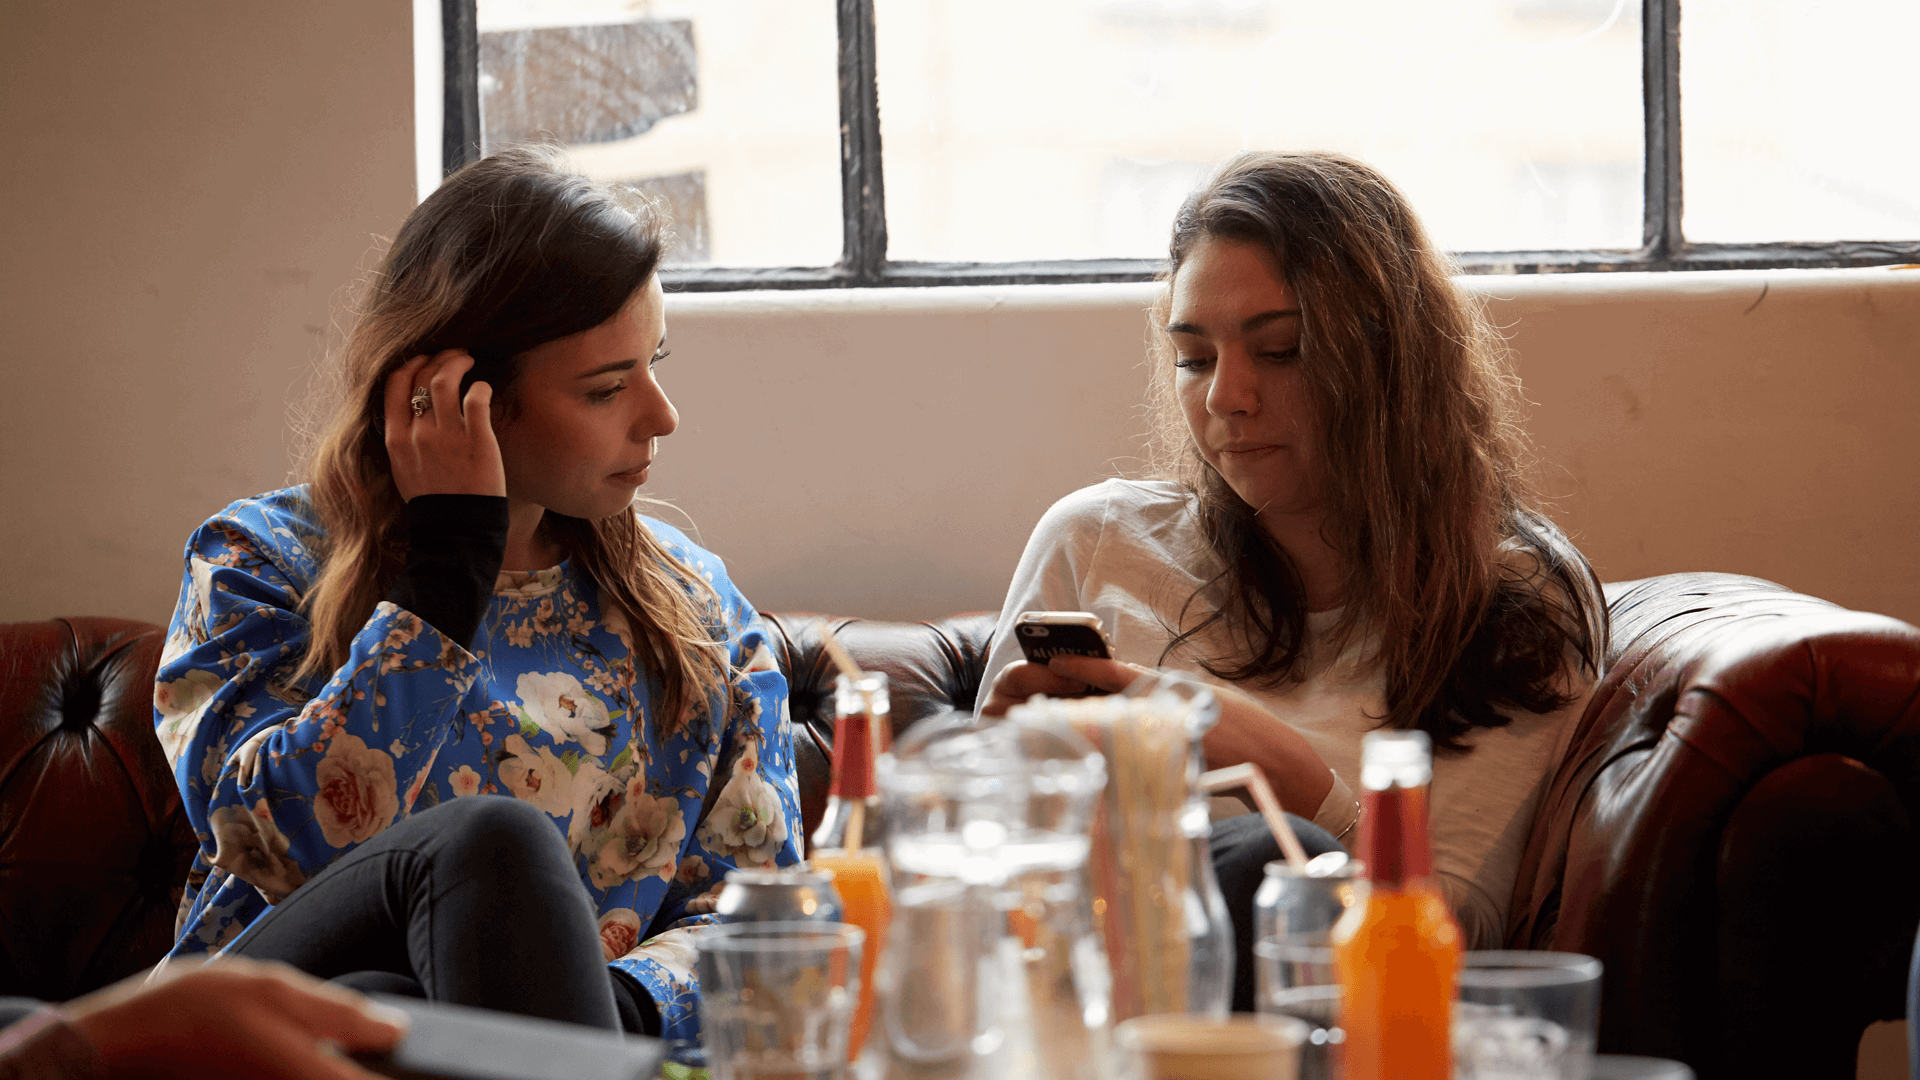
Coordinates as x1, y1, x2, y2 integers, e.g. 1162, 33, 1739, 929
808, 671, 894, 1064
1331, 730, 1462, 1080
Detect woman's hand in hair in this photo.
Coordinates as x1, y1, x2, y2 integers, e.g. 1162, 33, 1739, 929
61, 956, 407, 1080
384, 350, 508, 501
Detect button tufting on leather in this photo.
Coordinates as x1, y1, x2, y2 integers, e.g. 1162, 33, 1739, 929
59, 673, 103, 733
2, 617, 183, 1001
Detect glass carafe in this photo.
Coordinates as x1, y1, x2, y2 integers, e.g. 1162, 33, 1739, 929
1010, 672, 1236, 1023
875, 711, 1110, 1077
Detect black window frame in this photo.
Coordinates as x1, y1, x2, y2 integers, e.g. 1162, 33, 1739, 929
444, 0, 1920, 291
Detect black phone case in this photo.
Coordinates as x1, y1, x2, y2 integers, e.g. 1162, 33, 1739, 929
1014, 621, 1112, 662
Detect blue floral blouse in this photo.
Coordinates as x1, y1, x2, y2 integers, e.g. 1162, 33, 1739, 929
153, 487, 803, 1041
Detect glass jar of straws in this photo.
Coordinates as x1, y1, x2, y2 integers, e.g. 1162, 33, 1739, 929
1010, 673, 1235, 1023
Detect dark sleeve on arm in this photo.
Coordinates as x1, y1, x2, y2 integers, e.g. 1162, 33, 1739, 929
384, 494, 510, 649
608, 969, 663, 1037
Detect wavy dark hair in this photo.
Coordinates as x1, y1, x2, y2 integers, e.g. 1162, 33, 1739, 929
1146, 151, 1606, 751
293, 145, 725, 737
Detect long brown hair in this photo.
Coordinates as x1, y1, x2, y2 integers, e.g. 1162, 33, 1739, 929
1147, 152, 1605, 751
293, 145, 725, 737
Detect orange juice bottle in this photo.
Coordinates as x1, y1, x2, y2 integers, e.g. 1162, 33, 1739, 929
809, 672, 894, 1062
1332, 730, 1462, 1080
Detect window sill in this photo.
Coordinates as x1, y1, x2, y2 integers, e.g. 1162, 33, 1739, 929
661, 263, 1918, 316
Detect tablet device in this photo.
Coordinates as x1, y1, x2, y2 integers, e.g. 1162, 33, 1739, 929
352, 994, 666, 1080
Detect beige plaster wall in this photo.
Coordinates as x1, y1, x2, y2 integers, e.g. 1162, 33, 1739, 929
0, 0, 417, 625
1492, 268, 1920, 625
651, 269, 1920, 626
3, 1, 1917, 636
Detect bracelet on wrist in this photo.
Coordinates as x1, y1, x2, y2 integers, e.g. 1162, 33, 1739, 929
1331, 798, 1363, 843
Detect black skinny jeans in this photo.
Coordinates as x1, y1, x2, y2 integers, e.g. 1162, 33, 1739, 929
228, 796, 656, 1034
1210, 811, 1348, 1014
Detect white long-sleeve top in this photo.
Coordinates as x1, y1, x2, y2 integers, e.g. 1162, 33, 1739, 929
981, 479, 1592, 949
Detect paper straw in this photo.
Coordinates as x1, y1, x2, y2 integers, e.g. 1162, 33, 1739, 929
1201, 763, 1311, 871
814, 620, 862, 679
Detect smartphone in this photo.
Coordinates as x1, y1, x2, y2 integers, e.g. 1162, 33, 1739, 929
1013, 611, 1114, 664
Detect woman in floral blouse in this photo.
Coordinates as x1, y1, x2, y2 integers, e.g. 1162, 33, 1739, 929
153, 146, 802, 1043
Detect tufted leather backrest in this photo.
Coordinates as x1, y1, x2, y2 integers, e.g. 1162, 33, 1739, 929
0, 618, 198, 1001
756, 612, 997, 842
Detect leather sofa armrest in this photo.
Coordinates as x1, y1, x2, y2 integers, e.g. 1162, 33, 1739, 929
1507, 572, 1920, 1070
0, 617, 191, 1001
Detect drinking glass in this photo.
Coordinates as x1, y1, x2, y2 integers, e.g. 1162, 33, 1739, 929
1253, 856, 1358, 1080
1114, 1014, 1308, 1080
695, 921, 865, 1080
1452, 951, 1603, 1080
1253, 855, 1361, 998
1262, 984, 1343, 1080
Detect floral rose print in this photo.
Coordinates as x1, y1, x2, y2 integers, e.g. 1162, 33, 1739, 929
199, 737, 231, 787
515, 671, 615, 755
403, 753, 438, 807
591, 785, 686, 888
629, 927, 700, 986
449, 765, 483, 798
208, 799, 308, 904
158, 488, 803, 1045
314, 734, 400, 847
682, 880, 727, 916
565, 761, 625, 854
599, 908, 644, 962
156, 667, 224, 720
695, 769, 789, 867
497, 733, 572, 816
155, 668, 227, 766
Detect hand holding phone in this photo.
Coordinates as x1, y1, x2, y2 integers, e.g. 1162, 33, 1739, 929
1013, 611, 1113, 664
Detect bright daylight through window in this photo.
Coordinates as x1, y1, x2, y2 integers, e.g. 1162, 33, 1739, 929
453, 0, 1920, 288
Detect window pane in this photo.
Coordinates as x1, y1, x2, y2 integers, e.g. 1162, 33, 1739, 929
1682, 0, 1920, 244
477, 0, 842, 267
875, 0, 1643, 262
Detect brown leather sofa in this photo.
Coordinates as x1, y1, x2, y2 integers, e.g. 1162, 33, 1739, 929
3, 574, 1915, 1079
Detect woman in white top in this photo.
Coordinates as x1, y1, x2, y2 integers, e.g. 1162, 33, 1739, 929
980, 152, 1607, 1008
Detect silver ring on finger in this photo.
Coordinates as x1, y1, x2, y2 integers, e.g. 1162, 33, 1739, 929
410, 386, 432, 418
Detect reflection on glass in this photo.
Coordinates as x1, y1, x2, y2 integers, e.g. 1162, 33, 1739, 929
476, 0, 842, 267
875, 0, 1643, 262
1682, 0, 1920, 244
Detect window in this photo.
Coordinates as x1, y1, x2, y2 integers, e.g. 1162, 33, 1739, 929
444, 0, 1920, 289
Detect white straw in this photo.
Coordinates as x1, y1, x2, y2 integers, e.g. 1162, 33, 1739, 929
814, 620, 862, 680
1201, 763, 1311, 870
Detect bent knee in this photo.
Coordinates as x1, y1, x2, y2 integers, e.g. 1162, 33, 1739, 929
426, 795, 568, 864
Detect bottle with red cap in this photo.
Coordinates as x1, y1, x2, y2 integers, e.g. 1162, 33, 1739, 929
1331, 729, 1463, 1080
809, 672, 893, 1062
